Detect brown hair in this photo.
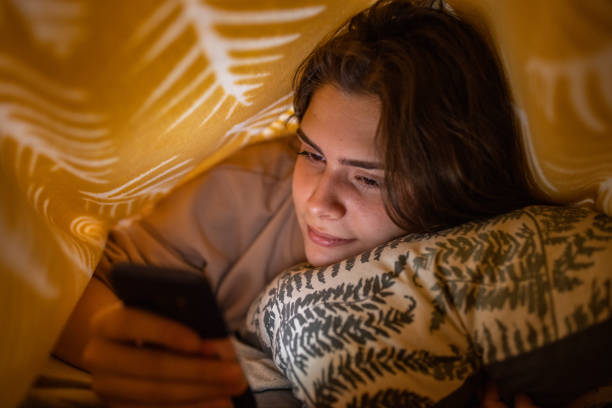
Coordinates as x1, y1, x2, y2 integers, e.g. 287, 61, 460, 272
293, 0, 539, 233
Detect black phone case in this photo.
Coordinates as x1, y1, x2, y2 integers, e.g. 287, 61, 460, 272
109, 263, 257, 408
110, 263, 227, 339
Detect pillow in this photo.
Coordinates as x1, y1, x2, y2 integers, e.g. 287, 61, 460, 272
245, 205, 612, 407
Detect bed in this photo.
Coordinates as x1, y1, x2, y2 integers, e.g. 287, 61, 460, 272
1, 0, 611, 406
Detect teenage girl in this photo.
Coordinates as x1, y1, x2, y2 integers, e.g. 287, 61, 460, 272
54, 1, 539, 406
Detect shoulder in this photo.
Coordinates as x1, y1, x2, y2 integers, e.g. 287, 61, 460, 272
212, 136, 298, 182
135, 136, 297, 225
154, 136, 297, 213
166, 136, 298, 224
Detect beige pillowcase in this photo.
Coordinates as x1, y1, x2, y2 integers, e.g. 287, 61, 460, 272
246, 206, 612, 406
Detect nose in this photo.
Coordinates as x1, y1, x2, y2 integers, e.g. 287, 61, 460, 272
306, 171, 346, 220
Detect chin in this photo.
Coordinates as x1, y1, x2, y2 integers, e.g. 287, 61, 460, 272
305, 247, 355, 268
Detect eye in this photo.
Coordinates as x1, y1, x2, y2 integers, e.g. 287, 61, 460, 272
297, 150, 325, 164
356, 175, 381, 189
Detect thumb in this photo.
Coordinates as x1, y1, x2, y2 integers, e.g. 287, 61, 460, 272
199, 337, 239, 361
515, 394, 539, 408
481, 381, 508, 408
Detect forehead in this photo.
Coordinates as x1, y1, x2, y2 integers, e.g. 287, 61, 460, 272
301, 84, 381, 155
304, 84, 380, 131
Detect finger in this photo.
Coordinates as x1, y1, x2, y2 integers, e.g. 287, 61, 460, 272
108, 398, 233, 408
91, 304, 202, 354
481, 400, 508, 408
83, 338, 247, 386
92, 374, 247, 404
199, 338, 238, 361
481, 381, 508, 408
515, 394, 540, 408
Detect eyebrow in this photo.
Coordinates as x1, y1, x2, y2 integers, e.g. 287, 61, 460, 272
296, 128, 384, 170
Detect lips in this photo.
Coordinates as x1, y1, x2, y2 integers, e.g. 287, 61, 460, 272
307, 225, 356, 248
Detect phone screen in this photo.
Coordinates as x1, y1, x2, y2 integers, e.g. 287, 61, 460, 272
110, 263, 228, 339
109, 263, 257, 407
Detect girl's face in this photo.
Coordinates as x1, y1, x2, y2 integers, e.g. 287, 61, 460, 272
292, 84, 405, 267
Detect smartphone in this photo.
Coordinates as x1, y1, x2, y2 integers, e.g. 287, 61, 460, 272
110, 263, 228, 339
109, 263, 257, 408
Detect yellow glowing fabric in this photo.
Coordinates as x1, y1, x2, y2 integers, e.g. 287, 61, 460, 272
1, 0, 611, 406
0, 1, 372, 405
449, 0, 612, 212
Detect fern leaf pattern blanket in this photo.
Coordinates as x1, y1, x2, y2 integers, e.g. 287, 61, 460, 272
245, 206, 612, 407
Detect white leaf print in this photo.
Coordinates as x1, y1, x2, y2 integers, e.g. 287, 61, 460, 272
128, 0, 325, 132
598, 178, 612, 212
515, 107, 558, 194
526, 46, 612, 133
0, 213, 58, 299
69, 215, 106, 249
9, 0, 89, 59
222, 92, 294, 148
518, 105, 612, 214
55, 227, 102, 272
1, 180, 97, 295
26, 185, 51, 219
21, 184, 103, 273
79, 156, 195, 218
0, 55, 115, 183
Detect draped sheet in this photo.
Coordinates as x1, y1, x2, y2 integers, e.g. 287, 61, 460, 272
449, 0, 612, 211
0, 2, 372, 406
1, 0, 610, 406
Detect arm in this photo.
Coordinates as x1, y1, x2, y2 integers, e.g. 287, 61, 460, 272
52, 171, 210, 369
480, 382, 540, 408
53, 138, 297, 405
53, 277, 119, 368
51, 174, 253, 404
55, 276, 247, 405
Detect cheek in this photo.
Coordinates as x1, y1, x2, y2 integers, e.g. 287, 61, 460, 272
354, 200, 404, 243
292, 161, 309, 213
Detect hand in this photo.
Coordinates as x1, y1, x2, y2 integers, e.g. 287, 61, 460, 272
480, 382, 540, 408
82, 303, 247, 408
